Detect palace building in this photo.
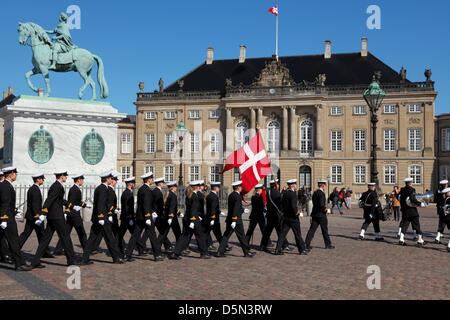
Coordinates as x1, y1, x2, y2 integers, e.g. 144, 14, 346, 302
119, 38, 439, 198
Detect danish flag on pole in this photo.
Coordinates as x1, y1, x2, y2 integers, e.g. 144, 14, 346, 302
222, 134, 271, 194
269, 5, 278, 16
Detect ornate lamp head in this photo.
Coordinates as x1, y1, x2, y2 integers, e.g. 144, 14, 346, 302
175, 121, 188, 140
363, 76, 386, 113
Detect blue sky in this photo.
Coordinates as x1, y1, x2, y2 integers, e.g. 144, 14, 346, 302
1, 0, 449, 115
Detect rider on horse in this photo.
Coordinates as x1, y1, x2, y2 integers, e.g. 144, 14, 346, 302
45, 13, 77, 69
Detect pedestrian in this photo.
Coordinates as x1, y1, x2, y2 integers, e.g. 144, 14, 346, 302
390, 186, 401, 222
359, 183, 384, 241
345, 188, 353, 210
298, 185, 308, 215
328, 187, 343, 215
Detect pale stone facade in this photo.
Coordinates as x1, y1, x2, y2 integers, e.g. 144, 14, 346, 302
436, 114, 450, 183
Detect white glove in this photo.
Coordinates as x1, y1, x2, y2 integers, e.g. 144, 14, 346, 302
179, 213, 184, 218
85, 204, 92, 209
220, 212, 226, 217
244, 208, 250, 214
73, 206, 82, 212
99, 219, 105, 226
231, 222, 236, 229
15, 213, 23, 220
152, 212, 158, 220
300, 212, 304, 218
199, 216, 202, 221
64, 213, 67, 220
129, 220, 134, 226
108, 216, 113, 223
420, 202, 426, 208
369, 214, 373, 219
114, 209, 121, 215
326, 209, 331, 214
0, 222, 6, 230
16, 209, 23, 215
168, 218, 173, 226
145, 219, 152, 226
189, 222, 195, 229
35, 215, 46, 226
210, 220, 215, 226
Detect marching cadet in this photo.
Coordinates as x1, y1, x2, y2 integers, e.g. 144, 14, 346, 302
0, 170, 13, 265
434, 180, 448, 244
0, 167, 31, 271
157, 181, 181, 248
398, 178, 426, 246
440, 187, 450, 252
358, 183, 384, 241
216, 181, 255, 258
109, 173, 120, 238
118, 177, 140, 260
204, 182, 229, 251
125, 172, 164, 262
169, 181, 210, 260
245, 184, 266, 245
53, 174, 90, 255
305, 180, 334, 250
273, 180, 308, 256
18, 173, 54, 258
153, 178, 173, 252
259, 180, 288, 252
184, 180, 208, 252
31, 171, 78, 269
81, 172, 125, 265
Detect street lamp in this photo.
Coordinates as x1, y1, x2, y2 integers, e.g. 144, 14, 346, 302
326, 174, 331, 198
175, 121, 188, 186
363, 76, 386, 190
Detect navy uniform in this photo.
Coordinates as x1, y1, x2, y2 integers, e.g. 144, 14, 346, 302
152, 178, 173, 251
359, 183, 384, 241
441, 188, 450, 252
217, 181, 255, 257
305, 180, 334, 249
31, 171, 77, 268
274, 180, 308, 255
0, 172, 13, 264
245, 184, 266, 244
204, 182, 225, 250
399, 178, 426, 246
0, 167, 31, 271
54, 174, 89, 255
184, 181, 208, 251
157, 181, 181, 249
434, 180, 448, 244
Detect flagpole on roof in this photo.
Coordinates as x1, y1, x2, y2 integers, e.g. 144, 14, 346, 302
275, 6, 278, 61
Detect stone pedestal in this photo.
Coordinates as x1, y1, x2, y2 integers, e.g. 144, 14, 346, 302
0, 95, 126, 185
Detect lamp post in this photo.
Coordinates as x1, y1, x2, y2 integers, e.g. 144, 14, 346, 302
175, 121, 188, 186
363, 76, 386, 190
326, 174, 331, 199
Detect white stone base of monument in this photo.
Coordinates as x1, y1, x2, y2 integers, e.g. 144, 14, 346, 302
0, 95, 126, 185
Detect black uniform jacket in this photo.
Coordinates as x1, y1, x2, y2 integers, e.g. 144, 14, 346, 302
25, 184, 42, 221
266, 187, 282, 220
164, 191, 178, 219
226, 191, 243, 224
250, 194, 265, 221
92, 183, 110, 223
120, 188, 135, 221
282, 190, 299, 222
311, 189, 327, 218
206, 192, 220, 222
136, 184, 153, 222
152, 187, 164, 217
399, 186, 421, 218
0, 180, 16, 222
42, 181, 69, 221
66, 185, 87, 216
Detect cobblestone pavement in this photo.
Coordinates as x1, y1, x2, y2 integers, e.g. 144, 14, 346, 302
0, 207, 448, 300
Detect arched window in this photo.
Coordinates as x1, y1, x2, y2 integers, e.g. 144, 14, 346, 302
300, 120, 313, 156
235, 121, 249, 148
267, 121, 280, 154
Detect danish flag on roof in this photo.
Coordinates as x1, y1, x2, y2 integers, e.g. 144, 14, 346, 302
269, 5, 278, 16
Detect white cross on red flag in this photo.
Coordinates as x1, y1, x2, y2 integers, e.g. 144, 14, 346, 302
222, 133, 271, 194
268, 5, 278, 16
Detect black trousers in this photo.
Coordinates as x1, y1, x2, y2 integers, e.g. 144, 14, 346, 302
305, 216, 332, 247
54, 215, 87, 254
0, 237, 10, 258
275, 219, 306, 253
0, 220, 26, 268
204, 218, 223, 247
361, 215, 381, 233
398, 211, 417, 232
245, 218, 266, 244
18, 219, 46, 250
400, 216, 422, 235
117, 219, 134, 254
218, 222, 250, 255
92, 214, 119, 250
125, 220, 161, 258
260, 217, 288, 248
155, 217, 173, 250
82, 222, 122, 261
437, 208, 446, 233
393, 207, 400, 220
158, 217, 181, 248
31, 219, 75, 266
174, 221, 207, 256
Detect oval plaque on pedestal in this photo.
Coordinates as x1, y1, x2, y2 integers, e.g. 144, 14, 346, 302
28, 126, 54, 164
81, 129, 105, 165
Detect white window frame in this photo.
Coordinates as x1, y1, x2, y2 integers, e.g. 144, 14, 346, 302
190, 132, 200, 154
441, 128, 450, 152
189, 166, 200, 182
145, 133, 155, 154
408, 129, 422, 152
331, 165, 343, 184
331, 130, 343, 152
354, 130, 366, 152
354, 165, 366, 184
189, 110, 200, 119
209, 132, 220, 153
145, 111, 156, 120
383, 165, 397, 185
267, 120, 280, 154
409, 165, 422, 185
235, 121, 249, 149
210, 166, 220, 183
383, 104, 396, 114
164, 165, 174, 182
330, 106, 343, 116
383, 129, 396, 152
144, 165, 154, 175
408, 104, 422, 113
165, 133, 175, 153
353, 105, 367, 115
121, 166, 131, 180
209, 109, 221, 119
440, 165, 449, 181
121, 133, 131, 154
164, 111, 176, 120
300, 120, 313, 156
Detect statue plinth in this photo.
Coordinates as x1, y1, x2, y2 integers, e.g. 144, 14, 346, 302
0, 95, 126, 185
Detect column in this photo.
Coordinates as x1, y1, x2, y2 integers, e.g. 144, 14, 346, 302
250, 106, 256, 137
282, 106, 288, 151
226, 107, 233, 156
315, 104, 323, 151
289, 106, 297, 150
257, 107, 263, 131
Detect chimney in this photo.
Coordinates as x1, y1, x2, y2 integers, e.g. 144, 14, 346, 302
3, 92, 7, 100
361, 37, 368, 57
239, 45, 246, 63
38, 88, 44, 97
206, 47, 214, 65
8, 86, 13, 96
324, 40, 331, 59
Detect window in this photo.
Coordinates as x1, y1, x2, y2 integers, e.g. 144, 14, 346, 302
209, 110, 221, 119
409, 165, 422, 185
165, 133, 175, 153
440, 166, 449, 181
442, 128, 450, 152
331, 165, 343, 184
383, 104, 396, 114
408, 104, 422, 113
210, 132, 220, 153
354, 165, 366, 184
330, 106, 343, 116
300, 120, 313, 155
235, 121, 249, 148
233, 168, 241, 181
190, 132, 200, 153
353, 105, 367, 115
164, 165, 174, 182
145, 133, 155, 153
354, 130, 366, 152
267, 121, 280, 154
408, 129, 422, 151
355, 193, 362, 201
210, 166, 220, 183
164, 111, 176, 120
189, 110, 200, 119
331, 130, 343, 152
189, 166, 200, 182
144, 165, 154, 175
121, 133, 131, 154
383, 165, 397, 185
384, 129, 396, 152
121, 166, 131, 179
145, 111, 156, 120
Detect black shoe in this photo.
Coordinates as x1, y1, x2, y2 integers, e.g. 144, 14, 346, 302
43, 252, 55, 259
16, 264, 32, 271
447, 247, 450, 252
165, 246, 174, 253
375, 237, 384, 242
257, 246, 267, 252
53, 250, 64, 256
208, 245, 217, 251
325, 245, 335, 249
434, 239, 442, 244
273, 250, 284, 255
30, 263, 46, 269
215, 252, 226, 258
125, 256, 135, 262
181, 250, 190, 256
306, 245, 312, 251
168, 253, 182, 260
1, 256, 13, 264
91, 249, 100, 255
138, 249, 149, 256
113, 258, 125, 264
416, 241, 426, 247
359, 235, 364, 240
155, 255, 165, 262
398, 241, 406, 246
267, 241, 274, 248
80, 260, 94, 265
282, 246, 292, 252
225, 246, 232, 252
200, 254, 212, 259
299, 250, 308, 255
244, 252, 255, 258
67, 259, 82, 266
